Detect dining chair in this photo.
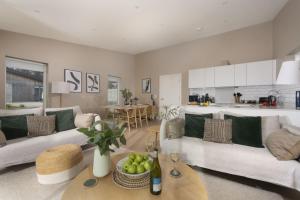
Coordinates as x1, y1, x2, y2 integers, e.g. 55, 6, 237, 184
137, 105, 149, 128
117, 107, 137, 132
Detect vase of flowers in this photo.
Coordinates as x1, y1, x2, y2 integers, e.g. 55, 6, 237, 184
78, 121, 126, 177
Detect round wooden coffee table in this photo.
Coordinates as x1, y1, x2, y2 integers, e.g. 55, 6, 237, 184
62, 153, 208, 200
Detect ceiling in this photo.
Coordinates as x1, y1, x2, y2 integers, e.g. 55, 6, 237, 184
0, 0, 288, 54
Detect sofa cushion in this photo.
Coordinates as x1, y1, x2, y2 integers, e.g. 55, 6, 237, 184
161, 136, 300, 191
0, 114, 33, 140
203, 119, 232, 143
224, 115, 263, 148
74, 113, 94, 128
27, 116, 56, 137
46, 109, 75, 132
166, 118, 185, 139
266, 129, 300, 160
0, 128, 88, 169
261, 116, 281, 144
184, 113, 213, 138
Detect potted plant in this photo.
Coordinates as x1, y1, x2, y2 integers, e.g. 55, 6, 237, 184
78, 121, 126, 177
120, 88, 132, 105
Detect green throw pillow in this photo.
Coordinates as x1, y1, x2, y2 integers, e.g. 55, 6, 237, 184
0, 114, 33, 140
46, 109, 75, 132
184, 113, 213, 138
224, 114, 263, 148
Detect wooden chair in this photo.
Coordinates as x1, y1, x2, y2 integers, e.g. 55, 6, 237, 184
137, 105, 149, 128
117, 107, 137, 132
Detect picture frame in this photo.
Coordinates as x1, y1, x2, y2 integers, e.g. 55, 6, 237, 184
64, 69, 82, 93
142, 78, 151, 93
86, 73, 100, 93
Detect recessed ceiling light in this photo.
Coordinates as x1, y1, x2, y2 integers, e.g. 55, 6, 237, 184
135, 5, 140, 9
196, 27, 204, 32
33, 9, 40, 13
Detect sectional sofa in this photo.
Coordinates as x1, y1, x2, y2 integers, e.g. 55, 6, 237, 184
0, 106, 88, 169
160, 108, 300, 191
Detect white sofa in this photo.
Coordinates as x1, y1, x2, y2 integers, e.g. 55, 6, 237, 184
160, 110, 300, 191
0, 106, 89, 169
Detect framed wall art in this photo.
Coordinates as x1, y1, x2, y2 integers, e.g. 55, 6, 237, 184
86, 73, 100, 93
142, 78, 151, 93
64, 69, 82, 93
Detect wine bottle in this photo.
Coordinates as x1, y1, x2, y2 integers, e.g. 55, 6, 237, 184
150, 148, 162, 195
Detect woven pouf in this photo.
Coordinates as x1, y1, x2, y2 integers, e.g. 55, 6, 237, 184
36, 144, 83, 184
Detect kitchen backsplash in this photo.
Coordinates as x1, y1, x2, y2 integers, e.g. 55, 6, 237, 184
189, 85, 300, 107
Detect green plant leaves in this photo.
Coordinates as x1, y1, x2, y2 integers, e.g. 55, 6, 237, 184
77, 120, 127, 155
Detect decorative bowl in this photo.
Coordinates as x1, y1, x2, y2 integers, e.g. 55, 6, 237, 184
116, 157, 152, 180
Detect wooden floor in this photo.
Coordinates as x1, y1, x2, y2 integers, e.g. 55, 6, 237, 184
122, 120, 161, 152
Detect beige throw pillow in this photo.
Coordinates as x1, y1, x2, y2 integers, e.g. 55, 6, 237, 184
166, 118, 185, 139
0, 130, 6, 147
74, 114, 94, 128
203, 119, 232, 143
261, 116, 281, 144
27, 116, 56, 137
266, 129, 300, 160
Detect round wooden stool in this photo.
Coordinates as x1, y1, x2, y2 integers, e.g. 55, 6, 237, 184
36, 144, 83, 184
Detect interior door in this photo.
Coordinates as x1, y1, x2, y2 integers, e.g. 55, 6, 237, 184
159, 73, 182, 107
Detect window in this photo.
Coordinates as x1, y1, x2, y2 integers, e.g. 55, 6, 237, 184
107, 75, 120, 105
5, 57, 47, 108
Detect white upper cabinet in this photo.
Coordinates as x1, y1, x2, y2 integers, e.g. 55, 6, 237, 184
234, 63, 247, 86
188, 68, 205, 88
214, 65, 234, 87
205, 67, 215, 88
188, 68, 214, 88
246, 60, 275, 86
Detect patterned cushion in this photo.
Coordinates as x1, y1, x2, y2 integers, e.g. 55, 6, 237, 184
74, 114, 94, 128
166, 118, 185, 139
0, 130, 6, 147
266, 129, 300, 160
203, 119, 232, 143
27, 116, 56, 137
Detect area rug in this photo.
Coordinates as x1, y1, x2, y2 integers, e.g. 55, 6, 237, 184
0, 148, 299, 200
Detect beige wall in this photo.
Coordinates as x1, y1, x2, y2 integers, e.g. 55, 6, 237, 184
273, 0, 300, 58
0, 30, 135, 113
135, 22, 273, 105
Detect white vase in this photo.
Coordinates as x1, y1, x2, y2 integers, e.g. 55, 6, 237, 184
159, 119, 167, 148
93, 146, 111, 177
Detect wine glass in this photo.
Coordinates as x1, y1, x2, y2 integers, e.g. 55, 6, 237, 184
170, 152, 181, 177
145, 140, 154, 153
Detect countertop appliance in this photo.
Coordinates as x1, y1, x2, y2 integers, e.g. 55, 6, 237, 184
189, 95, 199, 104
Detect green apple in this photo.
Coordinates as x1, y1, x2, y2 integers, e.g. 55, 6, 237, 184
135, 155, 143, 163
128, 153, 136, 160
143, 155, 149, 161
132, 161, 139, 166
136, 165, 145, 174
125, 159, 132, 165
127, 165, 137, 174
144, 161, 152, 171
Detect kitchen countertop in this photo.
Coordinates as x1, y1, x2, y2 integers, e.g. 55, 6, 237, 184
184, 104, 298, 111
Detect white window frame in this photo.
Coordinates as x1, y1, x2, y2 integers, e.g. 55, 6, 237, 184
4, 57, 47, 108
107, 75, 121, 105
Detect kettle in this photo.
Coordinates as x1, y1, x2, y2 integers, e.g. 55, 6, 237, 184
268, 95, 277, 107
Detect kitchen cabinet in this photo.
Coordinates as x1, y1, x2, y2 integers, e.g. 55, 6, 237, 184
234, 64, 247, 86
246, 60, 275, 86
215, 65, 235, 87
188, 68, 214, 88
205, 67, 215, 87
